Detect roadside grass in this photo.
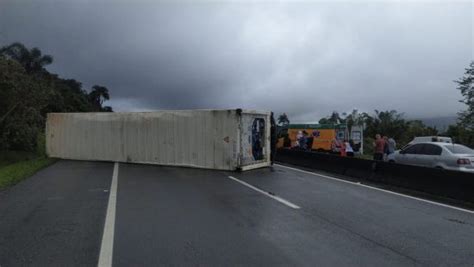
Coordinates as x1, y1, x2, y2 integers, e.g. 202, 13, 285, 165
0, 150, 38, 167
0, 157, 56, 189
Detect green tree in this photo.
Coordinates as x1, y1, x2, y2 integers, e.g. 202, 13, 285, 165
359, 110, 405, 153
455, 61, 474, 129
0, 42, 53, 74
319, 111, 342, 124
344, 109, 364, 135
277, 113, 290, 126
445, 124, 474, 147
403, 120, 438, 145
49, 78, 92, 112
89, 85, 111, 112
0, 42, 114, 151
0, 57, 51, 150
443, 61, 474, 148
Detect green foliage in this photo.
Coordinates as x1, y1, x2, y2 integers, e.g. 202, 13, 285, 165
363, 137, 374, 155
0, 151, 38, 167
89, 85, 113, 112
45, 77, 91, 113
445, 125, 474, 148
455, 61, 474, 130
361, 110, 439, 147
0, 58, 51, 151
277, 113, 290, 126
319, 111, 343, 124
403, 120, 438, 145
36, 132, 47, 157
443, 61, 474, 148
0, 42, 53, 74
0, 42, 113, 151
363, 110, 407, 141
344, 109, 364, 134
0, 157, 56, 189
318, 109, 440, 150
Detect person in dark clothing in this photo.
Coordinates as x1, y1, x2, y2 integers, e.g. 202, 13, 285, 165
383, 136, 390, 161
306, 136, 314, 151
270, 112, 277, 165
299, 130, 308, 150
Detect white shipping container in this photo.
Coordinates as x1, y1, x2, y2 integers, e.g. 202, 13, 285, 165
46, 109, 271, 171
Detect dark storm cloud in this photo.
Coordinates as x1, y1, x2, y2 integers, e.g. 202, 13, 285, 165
1, 1, 472, 121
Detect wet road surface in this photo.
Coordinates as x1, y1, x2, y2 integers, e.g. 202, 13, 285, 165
1, 160, 473, 266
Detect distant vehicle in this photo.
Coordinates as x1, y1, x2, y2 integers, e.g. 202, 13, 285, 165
276, 123, 363, 153
388, 142, 474, 173
409, 136, 453, 145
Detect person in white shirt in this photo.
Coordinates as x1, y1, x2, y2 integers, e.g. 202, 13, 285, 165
388, 137, 396, 154
294, 131, 303, 148
345, 140, 354, 157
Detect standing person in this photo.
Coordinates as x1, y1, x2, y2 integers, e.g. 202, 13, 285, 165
331, 138, 337, 153
297, 131, 308, 150
270, 112, 276, 165
306, 133, 314, 151
340, 140, 347, 157
345, 140, 354, 157
332, 138, 342, 154
373, 134, 385, 161
294, 131, 303, 148
383, 136, 389, 161
388, 137, 396, 154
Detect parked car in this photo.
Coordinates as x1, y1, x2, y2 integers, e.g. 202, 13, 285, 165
388, 142, 474, 173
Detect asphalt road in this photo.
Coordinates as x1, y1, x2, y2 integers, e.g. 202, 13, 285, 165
0, 160, 473, 266
0, 160, 113, 266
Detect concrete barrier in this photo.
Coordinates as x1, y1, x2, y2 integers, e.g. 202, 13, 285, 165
276, 149, 474, 203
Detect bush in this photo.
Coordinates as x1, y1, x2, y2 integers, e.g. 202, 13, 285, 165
363, 137, 374, 155
36, 132, 47, 157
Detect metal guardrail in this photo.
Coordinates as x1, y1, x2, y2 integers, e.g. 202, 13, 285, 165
276, 149, 474, 203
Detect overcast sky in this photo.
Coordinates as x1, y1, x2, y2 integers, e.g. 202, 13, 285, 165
1, 0, 472, 122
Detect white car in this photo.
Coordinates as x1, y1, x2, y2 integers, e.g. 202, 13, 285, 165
388, 142, 474, 173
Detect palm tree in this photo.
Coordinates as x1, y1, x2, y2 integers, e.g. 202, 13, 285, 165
0, 42, 53, 73
277, 113, 290, 126
345, 109, 365, 136
326, 111, 341, 124
89, 85, 110, 111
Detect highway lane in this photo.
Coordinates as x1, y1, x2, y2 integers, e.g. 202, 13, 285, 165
113, 164, 299, 266
233, 164, 474, 266
113, 163, 474, 266
0, 160, 473, 266
0, 160, 113, 266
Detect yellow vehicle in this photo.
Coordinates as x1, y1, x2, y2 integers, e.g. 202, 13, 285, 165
277, 124, 362, 153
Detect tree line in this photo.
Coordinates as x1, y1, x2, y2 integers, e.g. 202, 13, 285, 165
277, 61, 474, 151
0, 42, 113, 152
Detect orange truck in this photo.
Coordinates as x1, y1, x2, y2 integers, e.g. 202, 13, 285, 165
277, 124, 363, 153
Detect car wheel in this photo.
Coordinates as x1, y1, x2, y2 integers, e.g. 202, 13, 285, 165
388, 160, 395, 163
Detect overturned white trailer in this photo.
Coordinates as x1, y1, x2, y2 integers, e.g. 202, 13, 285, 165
46, 109, 271, 171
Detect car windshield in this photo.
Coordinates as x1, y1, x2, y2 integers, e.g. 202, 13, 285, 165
445, 144, 474, 154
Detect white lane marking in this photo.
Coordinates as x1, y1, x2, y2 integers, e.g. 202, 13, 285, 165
276, 164, 474, 214
228, 175, 300, 209
98, 162, 119, 267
